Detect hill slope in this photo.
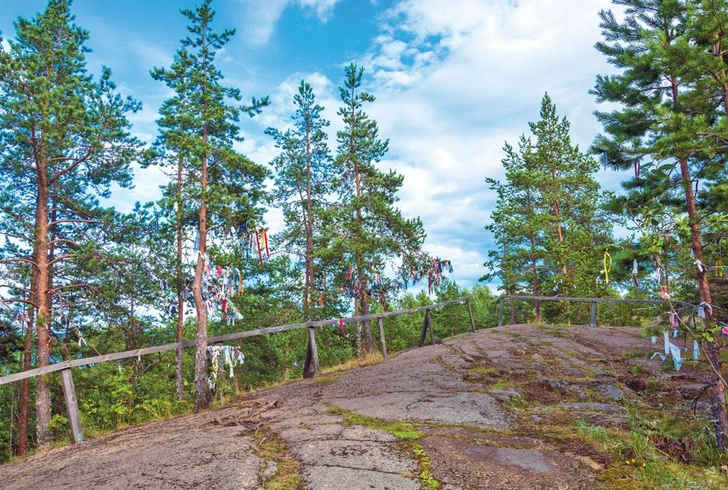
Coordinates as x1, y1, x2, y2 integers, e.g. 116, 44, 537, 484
1, 324, 725, 489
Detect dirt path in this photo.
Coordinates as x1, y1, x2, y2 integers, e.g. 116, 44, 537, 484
0, 325, 710, 489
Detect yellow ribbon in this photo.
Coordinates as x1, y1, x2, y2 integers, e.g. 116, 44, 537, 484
603, 251, 612, 284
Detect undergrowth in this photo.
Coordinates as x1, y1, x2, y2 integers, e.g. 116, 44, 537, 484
575, 405, 728, 490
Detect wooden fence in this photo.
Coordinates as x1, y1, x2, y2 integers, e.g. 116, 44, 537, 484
497, 294, 692, 328
0, 297, 475, 445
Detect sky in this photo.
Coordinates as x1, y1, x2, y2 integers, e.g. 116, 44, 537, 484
0, 0, 626, 291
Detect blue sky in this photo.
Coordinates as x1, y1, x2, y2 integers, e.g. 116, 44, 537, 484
0, 0, 625, 290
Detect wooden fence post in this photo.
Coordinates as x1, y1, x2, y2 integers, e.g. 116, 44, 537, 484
466, 298, 476, 332
307, 327, 320, 374
427, 309, 435, 344
419, 309, 433, 347
377, 317, 388, 360
60, 369, 83, 444
498, 296, 504, 327
590, 301, 597, 328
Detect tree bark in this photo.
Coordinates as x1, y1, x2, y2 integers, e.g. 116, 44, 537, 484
666, 67, 728, 447
303, 117, 318, 378
192, 20, 212, 411
193, 147, 210, 410
353, 161, 375, 354
526, 191, 541, 322
17, 304, 35, 455
678, 157, 728, 448
175, 159, 185, 402
34, 152, 52, 446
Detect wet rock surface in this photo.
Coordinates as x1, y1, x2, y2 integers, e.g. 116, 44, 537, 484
0, 324, 714, 489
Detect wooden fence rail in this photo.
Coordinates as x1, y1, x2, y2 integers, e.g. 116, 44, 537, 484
0, 297, 475, 445
497, 294, 693, 328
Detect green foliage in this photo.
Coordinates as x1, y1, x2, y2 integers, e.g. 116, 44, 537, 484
266, 80, 335, 321
0, 0, 142, 444
329, 63, 429, 353
484, 94, 612, 324
592, 0, 728, 447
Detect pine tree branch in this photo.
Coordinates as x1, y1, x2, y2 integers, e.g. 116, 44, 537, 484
0, 284, 32, 294
48, 218, 103, 227
48, 237, 80, 247
0, 297, 37, 308
0, 231, 32, 242
0, 257, 37, 267
0, 204, 34, 232
48, 147, 94, 186
47, 283, 88, 294
48, 254, 80, 267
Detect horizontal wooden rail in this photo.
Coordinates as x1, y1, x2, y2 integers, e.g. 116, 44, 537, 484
0, 297, 471, 386
502, 295, 692, 307
498, 294, 695, 328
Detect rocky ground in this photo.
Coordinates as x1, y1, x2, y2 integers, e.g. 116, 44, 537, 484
0, 324, 720, 489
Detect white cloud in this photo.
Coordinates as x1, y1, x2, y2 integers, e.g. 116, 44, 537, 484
354, 0, 617, 288
235, 0, 342, 44
298, 0, 340, 21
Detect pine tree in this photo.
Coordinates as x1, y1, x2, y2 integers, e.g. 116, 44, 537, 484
333, 64, 425, 356
149, 47, 194, 402
150, 0, 268, 410
592, 0, 728, 447
485, 94, 611, 323
485, 138, 545, 322
266, 80, 335, 376
0, 0, 141, 446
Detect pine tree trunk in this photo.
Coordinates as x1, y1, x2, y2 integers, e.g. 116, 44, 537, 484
508, 292, 516, 325
353, 160, 375, 354
193, 26, 212, 410
193, 148, 210, 410
678, 157, 728, 448
176, 291, 184, 402
526, 192, 541, 322
17, 305, 34, 456
362, 293, 375, 353
302, 129, 318, 378
175, 162, 185, 402
666, 72, 728, 448
34, 160, 52, 447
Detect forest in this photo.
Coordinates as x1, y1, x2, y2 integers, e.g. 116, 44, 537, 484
1, 0, 728, 463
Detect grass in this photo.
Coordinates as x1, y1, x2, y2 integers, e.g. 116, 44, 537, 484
253, 424, 303, 490
327, 406, 442, 488
573, 407, 728, 490
315, 372, 348, 384
629, 364, 646, 375
329, 405, 423, 439
505, 395, 527, 409
411, 443, 440, 489
319, 351, 384, 374
619, 349, 651, 361
469, 366, 497, 375
537, 324, 568, 337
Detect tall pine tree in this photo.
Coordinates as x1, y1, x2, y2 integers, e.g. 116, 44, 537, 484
485, 94, 611, 322
333, 64, 426, 355
266, 80, 335, 376
0, 0, 141, 445
150, 0, 268, 410
592, 0, 728, 447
